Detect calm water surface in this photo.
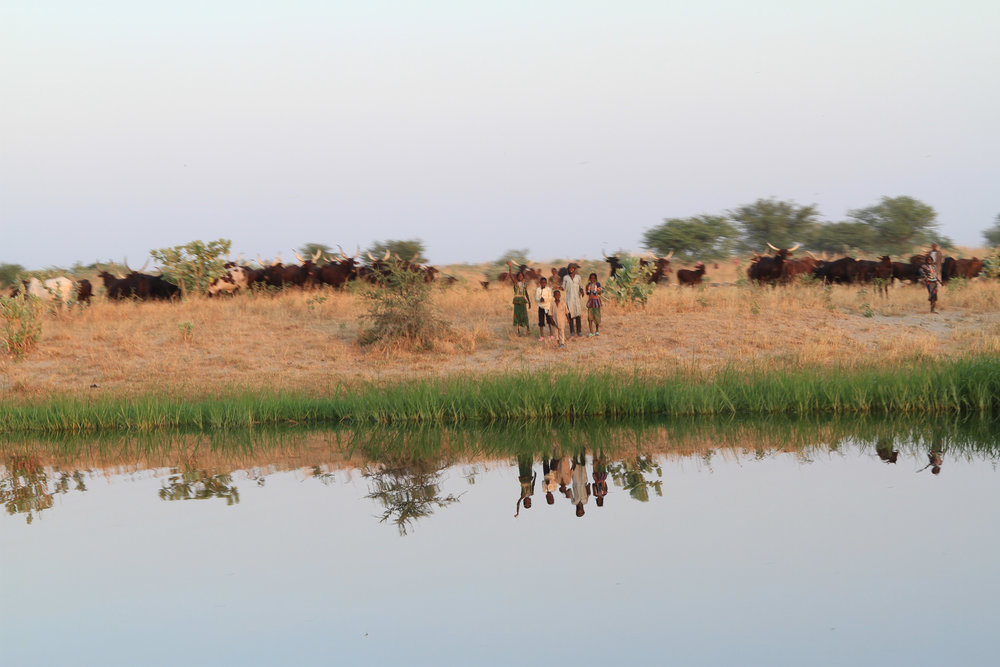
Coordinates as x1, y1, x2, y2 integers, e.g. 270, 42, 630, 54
2, 420, 999, 666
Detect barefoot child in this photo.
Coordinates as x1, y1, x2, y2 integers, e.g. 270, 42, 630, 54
585, 272, 602, 336
535, 276, 554, 340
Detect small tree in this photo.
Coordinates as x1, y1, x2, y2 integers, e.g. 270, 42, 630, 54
810, 222, 879, 254
848, 196, 939, 255
642, 215, 739, 263
730, 198, 821, 252
299, 242, 333, 259
604, 256, 655, 309
368, 239, 427, 263
1, 295, 43, 359
359, 260, 449, 350
495, 248, 530, 267
0, 263, 25, 288
982, 213, 1000, 247
150, 239, 232, 297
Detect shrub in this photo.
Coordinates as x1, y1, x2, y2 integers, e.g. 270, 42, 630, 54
150, 239, 232, 297
358, 261, 449, 350
1, 296, 42, 359
604, 256, 655, 309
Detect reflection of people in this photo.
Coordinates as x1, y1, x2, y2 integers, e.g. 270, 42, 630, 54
920, 255, 940, 314
918, 440, 944, 475
562, 264, 584, 337
542, 457, 558, 504
515, 454, 536, 516
555, 455, 573, 498
592, 449, 609, 507
875, 438, 899, 464
571, 452, 590, 517
512, 271, 531, 335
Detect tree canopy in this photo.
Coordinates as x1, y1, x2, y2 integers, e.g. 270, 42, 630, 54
641, 215, 739, 263
298, 242, 333, 259
809, 222, 879, 255
150, 239, 232, 296
729, 198, 821, 252
847, 195, 939, 255
983, 213, 1000, 247
367, 239, 427, 263
0, 263, 26, 288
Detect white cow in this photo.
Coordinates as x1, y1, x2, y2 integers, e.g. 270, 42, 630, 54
24, 277, 75, 306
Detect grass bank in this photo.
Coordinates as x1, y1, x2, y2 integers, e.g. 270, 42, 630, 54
2, 357, 999, 434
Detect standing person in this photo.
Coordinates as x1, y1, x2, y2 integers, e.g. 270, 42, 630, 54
585, 272, 602, 337
562, 263, 584, 337
511, 270, 531, 335
551, 289, 569, 348
535, 276, 554, 341
928, 242, 944, 278
920, 255, 940, 313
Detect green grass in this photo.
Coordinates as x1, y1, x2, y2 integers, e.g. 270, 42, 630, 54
2, 357, 999, 434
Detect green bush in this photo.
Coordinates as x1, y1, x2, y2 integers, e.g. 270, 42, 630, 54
604, 256, 655, 309
358, 261, 449, 350
150, 239, 232, 297
1, 296, 42, 359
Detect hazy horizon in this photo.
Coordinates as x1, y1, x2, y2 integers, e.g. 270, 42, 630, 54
4, 1, 998, 270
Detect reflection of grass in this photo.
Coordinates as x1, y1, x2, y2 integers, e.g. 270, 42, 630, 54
3, 357, 1000, 433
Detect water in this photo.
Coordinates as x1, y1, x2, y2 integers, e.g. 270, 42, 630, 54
3, 419, 999, 666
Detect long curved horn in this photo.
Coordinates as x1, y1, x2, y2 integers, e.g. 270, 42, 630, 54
788, 243, 801, 252
273, 254, 282, 266
806, 250, 818, 260
383, 249, 391, 261
312, 249, 322, 262
234, 253, 243, 265
138, 259, 149, 273
767, 243, 779, 252
123, 257, 132, 273
665, 250, 674, 260
337, 244, 347, 259
354, 246, 360, 259
257, 254, 267, 267
601, 248, 609, 259
368, 252, 376, 262
293, 251, 305, 264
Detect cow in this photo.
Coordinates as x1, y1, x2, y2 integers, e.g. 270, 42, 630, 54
314, 247, 360, 289
854, 256, 894, 296
497, 263, 542, 284
97, 261, 180, 301
781, 251, 822, 283
604, 250, 672, 283
76, 279, 93, 304
748, 243, 800, 285
676, 262, 706, 286
207, 263, 250, 297
14, 277, 75, 306
892, 261, 922, 285
813, 256, 858, 285
953, 257, 983, 279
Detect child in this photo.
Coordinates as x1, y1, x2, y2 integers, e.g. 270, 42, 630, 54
551, 289, 568, 348
585, 272, 602, 336
535, 276, 554, 340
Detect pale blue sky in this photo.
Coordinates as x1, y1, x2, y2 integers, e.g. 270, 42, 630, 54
3, 1, 998, 268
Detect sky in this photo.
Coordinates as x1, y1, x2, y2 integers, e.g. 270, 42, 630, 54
3, 0, 999, 269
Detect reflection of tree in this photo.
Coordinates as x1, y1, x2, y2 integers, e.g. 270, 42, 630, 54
1, 456, 87, 524
363, 459, 461, 536
158, 469, 240, 505
608, 456, 663, 502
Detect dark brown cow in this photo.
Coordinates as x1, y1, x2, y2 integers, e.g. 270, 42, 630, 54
748, 243, 800, 285
781, 251, 821, 283
676, 262, 706, 286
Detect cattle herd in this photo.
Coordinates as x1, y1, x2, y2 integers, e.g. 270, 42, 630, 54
4, 244, 989, 306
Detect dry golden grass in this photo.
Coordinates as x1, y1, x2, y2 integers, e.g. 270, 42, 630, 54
3, 267, 1000, 402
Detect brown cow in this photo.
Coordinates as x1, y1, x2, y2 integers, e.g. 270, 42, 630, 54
676, 262, 706, 286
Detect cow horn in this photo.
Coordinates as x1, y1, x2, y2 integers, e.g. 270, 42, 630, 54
767, 243, 779, 252
273, 254, 282, 266
368, 252, 376, 262
354, 246, 361, 258
338, 244, 348, 259
294, 251, 304, 264
788, 243, 801, 252
383, 249, 391, 261
601, 249, 609, 259
257, 254, 267, 267
312, 249, 322, 262
123, 257, 132, 273
234, 253, 243, 265
665, 250, 674, 260
806, 250, 818, 260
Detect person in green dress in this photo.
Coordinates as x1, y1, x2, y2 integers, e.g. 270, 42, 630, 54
511, 270, 531, 335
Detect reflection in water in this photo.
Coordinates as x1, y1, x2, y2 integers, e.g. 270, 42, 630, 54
3, 415, 999, 526
363, 459, 462, 536
158, 469, 242, 505
1, 454, 87, 524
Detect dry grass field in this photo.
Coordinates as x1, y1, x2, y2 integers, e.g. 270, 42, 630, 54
3, 258, 1000, 403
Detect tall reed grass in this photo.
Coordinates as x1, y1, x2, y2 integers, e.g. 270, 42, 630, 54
2, 357, 998, 434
